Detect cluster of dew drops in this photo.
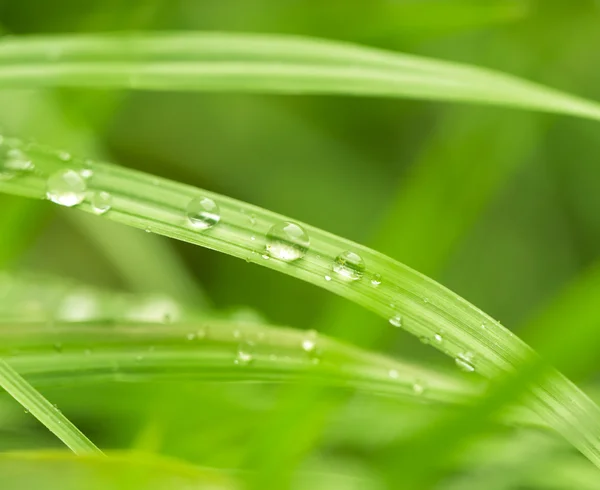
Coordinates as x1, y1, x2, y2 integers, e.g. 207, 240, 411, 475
0, 145, 476, 382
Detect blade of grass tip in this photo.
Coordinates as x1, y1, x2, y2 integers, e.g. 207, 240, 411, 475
378, 261, 600, 487
0, 33, 599, 120
0, 358, 102, 455
0, 139, 599, 470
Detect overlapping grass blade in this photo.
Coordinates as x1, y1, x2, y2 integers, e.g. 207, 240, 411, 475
0, 33, 599, 120
0, 359, 102, 455
0, 138, 598, 469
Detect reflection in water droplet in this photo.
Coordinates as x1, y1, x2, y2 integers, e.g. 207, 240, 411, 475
371, 274, 382, 287
235, 340, 254, 366
389, 314, 402, 328
412, 382, 425, 395
0, 148, 33, 180
265, 221, 310, 262
91, 191, 112, 215
455, 352, 475, 373
186, 196, 220, 230
333, 251, 365, 281
46, 169, 87, 207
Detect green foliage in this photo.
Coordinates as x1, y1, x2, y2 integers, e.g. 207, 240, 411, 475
0, 2, 599, 488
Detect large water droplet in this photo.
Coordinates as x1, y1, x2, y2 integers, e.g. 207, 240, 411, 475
186, 197, 220, 230
91, 191, 112, 215
389, 314, 402, 328
0, 148, 33, 180
455, 352, 475, 373
235, 340, 254, 366
46, 169, 87, 207
265, 221, 310, 262
332, 251, 365, 281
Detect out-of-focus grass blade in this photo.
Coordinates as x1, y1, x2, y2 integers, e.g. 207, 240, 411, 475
0, 195, 45, 268
67, 213, 208, 306
0, 139, 598, 471
0, 451, 237, 490
0, 33, 598, 120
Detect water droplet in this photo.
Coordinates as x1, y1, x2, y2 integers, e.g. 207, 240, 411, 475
371, 274, 382, 287
388, 369, 399, 379
249, 214, 257, 226
332, 251, 365, 281
423, 297, 430, 304
80, 168, 93, 179
324, 275, 332, 282
250, 235, 256, 241
58, 151, 71, 161
481, 323, 486, 330
389, 314, 402, 327
301, 330, 318, 355
235, 340, 254, 366
186, 196, 220, 230
261, 254, 270, 260
265, 221, 310, 262
91, 191, 112, 215
0, 148, 33, 180
433, 333, 443, 344
455, 352, 475, 373
412, 381, 425, 395
46, 169, 87, 207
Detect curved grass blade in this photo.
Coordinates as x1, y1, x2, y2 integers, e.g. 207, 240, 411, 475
0, 359, 102, 455
0, 322, 477, 408
0, 139, 598, 468
0, 33, 599, 120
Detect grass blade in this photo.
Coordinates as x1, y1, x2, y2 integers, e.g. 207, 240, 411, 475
0, 33, 598, 120
0, 358, 102, 455
0, 137, 598, 467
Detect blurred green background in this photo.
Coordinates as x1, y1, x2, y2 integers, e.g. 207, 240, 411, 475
1, 0, 600, 488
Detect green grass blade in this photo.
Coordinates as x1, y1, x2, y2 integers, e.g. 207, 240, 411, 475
0, 358, 102, 455
0, 138, 598, 468
0, 33, 599, 120
0, 322, 477, 408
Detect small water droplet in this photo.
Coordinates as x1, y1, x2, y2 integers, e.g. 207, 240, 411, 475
423, 297, 430, 304
301, 329, 318, 355
324, 275, 332, 282
412, 381, 425, 395
455, 352, 475, 373
333, 251, 365, 281
249, 214, 257, 226
91, 191, 112, 215
46, 169, 87, 207
235, 340, 254, 366
58, 151, 71, 161
481, 323, 486, 330
250, 235, 256, 241
388, 369, 399, 379
389, 314, 402, 327
186, 196, 220, 230
80, 168, 93, 179
0, 148, 33, 180
433, 333, 443, 344
371, 274, 382, 287
261, 254, 270, 260
265, 221, 310, 262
